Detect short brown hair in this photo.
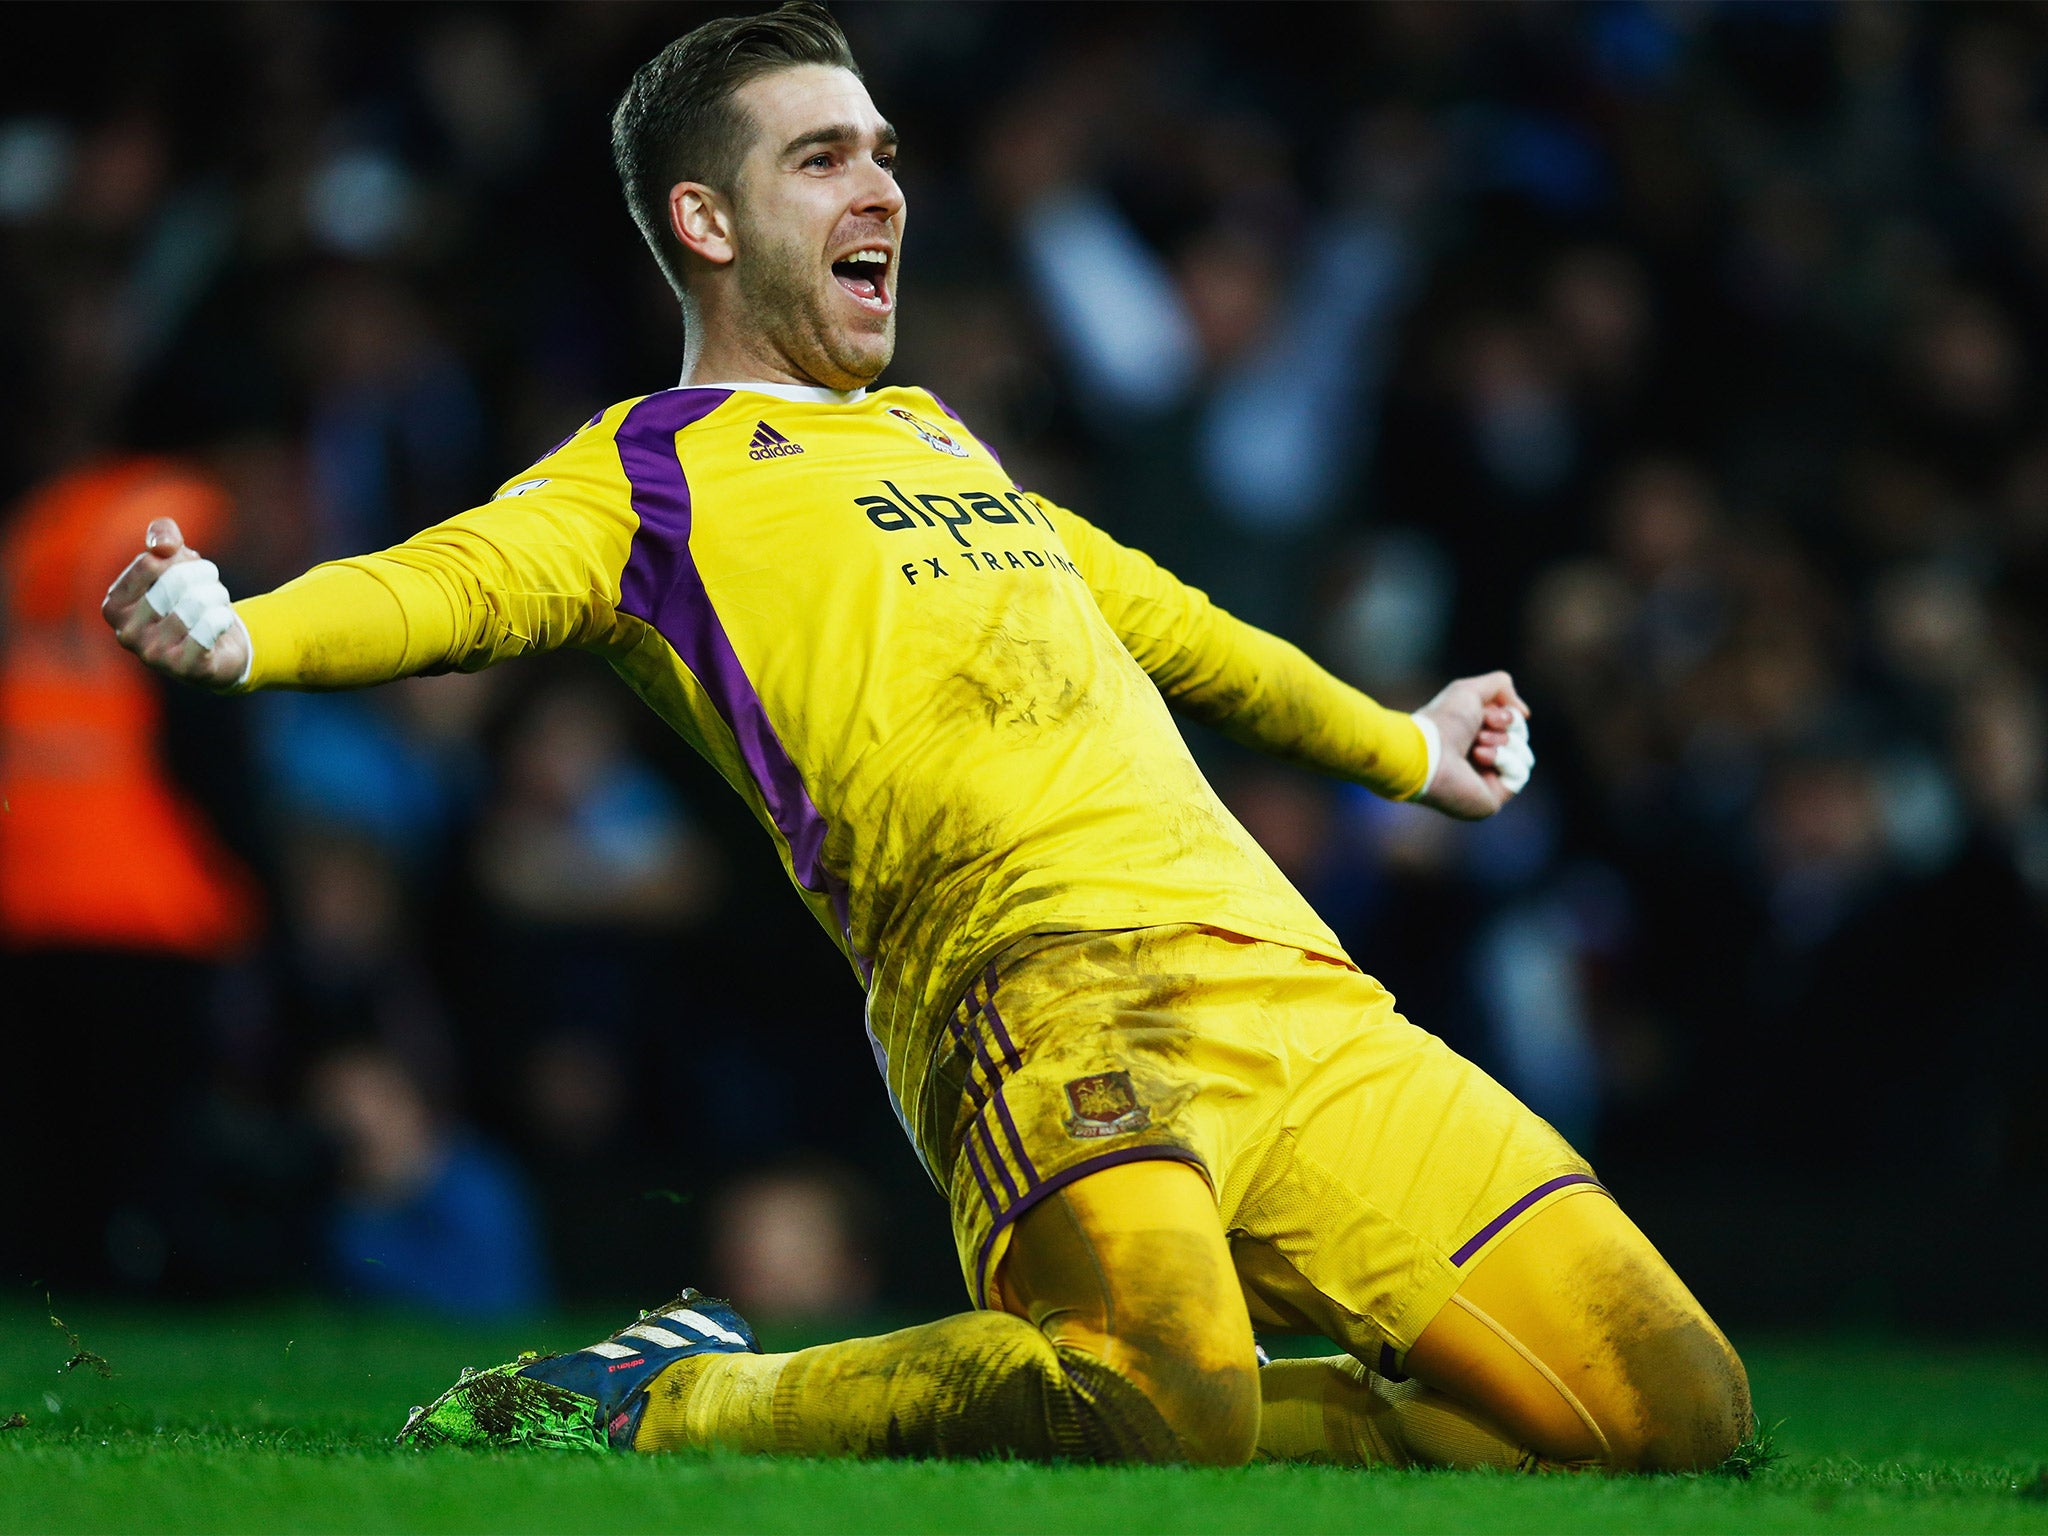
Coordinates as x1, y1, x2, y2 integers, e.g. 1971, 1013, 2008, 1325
611, 2, 862, 299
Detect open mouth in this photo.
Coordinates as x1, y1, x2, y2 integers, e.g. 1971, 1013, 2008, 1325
831, 248, 892, 312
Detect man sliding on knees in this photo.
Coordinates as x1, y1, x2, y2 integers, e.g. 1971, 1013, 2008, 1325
106, 3, 1748, 1470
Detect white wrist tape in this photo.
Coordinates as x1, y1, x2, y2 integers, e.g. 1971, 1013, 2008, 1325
1408, 713, 1442, 800
1495, 713, 1534, 794
143, 558, 238, 649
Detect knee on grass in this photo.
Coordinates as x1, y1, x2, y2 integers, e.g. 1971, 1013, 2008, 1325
1154, 1353, 1260, 1468
1602, 1319, 1752, 1473
1061, 1343, 1259, 1468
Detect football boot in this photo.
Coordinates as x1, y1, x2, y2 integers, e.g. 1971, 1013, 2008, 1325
397, 1289, 758, 1452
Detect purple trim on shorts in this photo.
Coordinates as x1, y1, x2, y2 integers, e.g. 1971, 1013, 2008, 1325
989, 1087, 1038, 1185
1449, 1173, 1603, 1267
1376, 1344, 1410, 1384
951, 992, 1010, 1102
975, 965, 1023, 1071
975, 1118, 1020, 1203
613, 388, 867, 975
944, 1010, 995, 1115
961, 1132, 999, 1215
950, 966, 1032, 1187
973, 1146, 1209, 1309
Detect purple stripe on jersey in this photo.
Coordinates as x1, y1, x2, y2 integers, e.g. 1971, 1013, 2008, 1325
972, 1146, 1209, 1308
614, 388, 864, 972
976, 965, 1023, 1071
960, 1132, 999, 1216
1448, 1173, 1603, 1267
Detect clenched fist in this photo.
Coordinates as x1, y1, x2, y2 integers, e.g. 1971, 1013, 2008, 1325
1411, 671, 1534, 821
102, 518, 250, 692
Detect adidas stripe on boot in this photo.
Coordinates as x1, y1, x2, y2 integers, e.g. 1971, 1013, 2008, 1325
396, 1290, 759, 1452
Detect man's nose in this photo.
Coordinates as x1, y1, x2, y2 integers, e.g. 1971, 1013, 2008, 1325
850, 156, 904, 221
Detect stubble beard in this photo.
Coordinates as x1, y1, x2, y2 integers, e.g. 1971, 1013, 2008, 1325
738, 220, 895, 390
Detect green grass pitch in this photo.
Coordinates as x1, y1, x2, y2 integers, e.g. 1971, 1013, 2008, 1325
3, 1301, 2044, 1534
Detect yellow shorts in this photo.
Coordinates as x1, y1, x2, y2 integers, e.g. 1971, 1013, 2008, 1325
937, 925, 1599, 1370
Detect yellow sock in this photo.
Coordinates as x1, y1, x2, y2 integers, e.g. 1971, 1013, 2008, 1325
636, 1349, 784, 1453
1255, 1355, 1532, 1470
634, 1311, 1178, 1461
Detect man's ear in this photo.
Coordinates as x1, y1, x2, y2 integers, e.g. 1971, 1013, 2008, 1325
671, 182, 736, 266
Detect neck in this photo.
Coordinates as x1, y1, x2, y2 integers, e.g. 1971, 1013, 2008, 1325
677, 289, 856, 392
680, 335, 820, 391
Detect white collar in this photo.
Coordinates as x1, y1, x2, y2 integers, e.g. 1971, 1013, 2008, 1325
694, 380, 868, 405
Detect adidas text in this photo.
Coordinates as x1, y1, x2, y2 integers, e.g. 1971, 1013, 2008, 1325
749, 421, 805, 460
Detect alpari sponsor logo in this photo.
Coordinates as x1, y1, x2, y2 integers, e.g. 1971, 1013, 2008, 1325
898, 546, 1083, 585
856, 479, 1050, 547
887, 406, 971, 458
748, 421, 804, 460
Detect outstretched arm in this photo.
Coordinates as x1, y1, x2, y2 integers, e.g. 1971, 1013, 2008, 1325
103, 426, 636, 693
1053, 501, 1532, 820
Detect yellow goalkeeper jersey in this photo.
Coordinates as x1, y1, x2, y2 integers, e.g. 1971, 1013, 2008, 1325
234, 382, 1429, 1167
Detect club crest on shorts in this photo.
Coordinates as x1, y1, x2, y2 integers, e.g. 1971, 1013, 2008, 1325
887, 406, 971, 458
1063, 1070, 1150, 1139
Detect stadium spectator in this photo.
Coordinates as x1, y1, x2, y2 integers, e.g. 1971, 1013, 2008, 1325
309, 1043, 546, 1318
710, 1162, 880, 1323
0, 456, 260, 1290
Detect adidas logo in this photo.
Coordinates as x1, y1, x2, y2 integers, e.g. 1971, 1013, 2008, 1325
747, 421, 805, 460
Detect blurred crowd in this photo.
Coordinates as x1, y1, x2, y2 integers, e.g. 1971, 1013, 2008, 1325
2, 2, 2044, 1322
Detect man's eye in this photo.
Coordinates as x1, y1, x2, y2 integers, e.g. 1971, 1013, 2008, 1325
806, 153, 833, 170
875, 153, 897, 174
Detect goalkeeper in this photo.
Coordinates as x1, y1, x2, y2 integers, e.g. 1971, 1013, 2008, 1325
103, 2, 1748, 1472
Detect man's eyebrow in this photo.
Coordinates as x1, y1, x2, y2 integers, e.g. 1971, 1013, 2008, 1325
781, 120, 900, 158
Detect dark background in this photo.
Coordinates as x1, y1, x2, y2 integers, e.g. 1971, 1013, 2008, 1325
1, 1, 2042, 1334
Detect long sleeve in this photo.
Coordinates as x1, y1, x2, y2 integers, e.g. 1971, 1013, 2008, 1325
233, 418, 639, 691
1051, 499, 1431, 800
